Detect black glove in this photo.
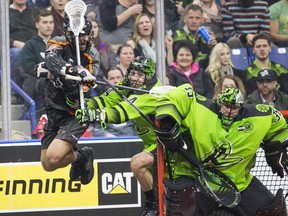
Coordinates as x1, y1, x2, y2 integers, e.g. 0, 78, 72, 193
77, 67, 97, 88
155, 123, 182, 152
75, 108, 106, 128
263, 141, 288, 178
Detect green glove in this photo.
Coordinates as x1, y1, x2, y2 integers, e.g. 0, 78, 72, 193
75, 108, 106, 128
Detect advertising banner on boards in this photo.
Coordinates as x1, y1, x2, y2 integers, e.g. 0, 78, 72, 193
0, 138, 144, 215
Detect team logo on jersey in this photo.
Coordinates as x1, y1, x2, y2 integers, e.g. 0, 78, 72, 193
237, 122, 253, 133
202, 140, 244, 169
256, 104, 270, 112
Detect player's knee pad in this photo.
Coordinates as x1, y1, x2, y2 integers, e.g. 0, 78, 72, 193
256, 188, 287, 216
163, 177, 197, 216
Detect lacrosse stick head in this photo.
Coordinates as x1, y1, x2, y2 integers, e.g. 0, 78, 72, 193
64, 0, 92, 51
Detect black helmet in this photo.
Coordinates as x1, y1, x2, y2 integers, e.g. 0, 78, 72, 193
63, 15, 93, 51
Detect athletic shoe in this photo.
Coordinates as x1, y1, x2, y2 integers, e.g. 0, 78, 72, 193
69, 162, 81, 181
139, 200, 159, 216
80, 147, 95, 185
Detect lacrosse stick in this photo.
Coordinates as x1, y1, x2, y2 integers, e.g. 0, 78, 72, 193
177, 147, 241, 208
64, 0, 87, 111
65, 74, 175, 97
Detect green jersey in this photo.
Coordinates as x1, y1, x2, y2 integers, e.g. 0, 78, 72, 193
88, 78, 162, 152
156, 83, 288, 191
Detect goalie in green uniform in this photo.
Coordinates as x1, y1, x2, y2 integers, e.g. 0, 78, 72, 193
75, 56, 161, 216
155, 85, 288, 215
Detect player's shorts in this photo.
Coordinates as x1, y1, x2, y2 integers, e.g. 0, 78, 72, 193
41, 106, 89, 150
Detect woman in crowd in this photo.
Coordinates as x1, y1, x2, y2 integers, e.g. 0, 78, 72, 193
126, 13, 156, 62
116, 43, 135, 75
167, 40, 208, 96
213, 74, 246, 99
91, 19, 117, 77
205, 42, 246, 98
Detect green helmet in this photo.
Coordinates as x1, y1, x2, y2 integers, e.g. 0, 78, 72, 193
124, 56, 155, 86
217, 87, 244, 130
217, 87, 244, 107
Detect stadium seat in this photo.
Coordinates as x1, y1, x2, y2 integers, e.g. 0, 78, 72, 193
230, 48, 249, 70
269, 47, 288, 68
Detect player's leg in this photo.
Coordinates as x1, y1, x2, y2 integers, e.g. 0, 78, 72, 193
163, 176, 218, 216
230, 176, 276, 215
41, 138, 76, 171
131, 150, 158, 215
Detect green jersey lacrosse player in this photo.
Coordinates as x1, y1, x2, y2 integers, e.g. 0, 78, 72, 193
75, 56, 161, 216
155, 85, 288, 216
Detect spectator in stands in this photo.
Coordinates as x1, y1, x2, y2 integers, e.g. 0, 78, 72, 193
9, 0, 38, 85
126, 13, 156, 62
221, 0, 270, 48
269, 0, 288, 47
91, 18, 117, 77
20, 9, 54, 122
247, 69, 288, 110
116, 43, 135, 75
141, 0, 181, 31
166, 4, 217, 69
205, 42, 246, 98
245, 33, 288, 95
166, 40, 208, 97
83, 0, 101, 21
98, 0, 143, 44
213, 74, 246, 99
49, 0, 69, 37
27, 0, 50, 9
192, 0, 223, 42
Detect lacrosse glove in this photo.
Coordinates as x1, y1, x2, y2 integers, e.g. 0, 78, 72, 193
77, 67, 97, 88
263, 141, 288, 178
75, 108, 106, 128
155, 123, 182, 153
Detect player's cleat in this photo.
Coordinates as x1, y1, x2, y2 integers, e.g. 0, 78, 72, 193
69, 162, 81, 181
139, 200, 159, 216
79, 147, 95, 185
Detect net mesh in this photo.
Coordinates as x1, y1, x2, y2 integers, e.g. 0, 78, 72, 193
210, 148, 288, 215
64, 0, 87, 36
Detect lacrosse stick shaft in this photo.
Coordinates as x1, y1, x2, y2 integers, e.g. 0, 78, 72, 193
178, 147, 201, 168
156, 120, 165, 216
96, 80, 150, 93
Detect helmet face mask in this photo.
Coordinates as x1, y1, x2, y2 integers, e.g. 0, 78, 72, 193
124, 56, 155, 88
63, 15, 93, 52
217, 87, 244, 130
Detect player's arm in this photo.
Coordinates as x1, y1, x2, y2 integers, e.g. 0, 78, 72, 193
262, 107, 288, 178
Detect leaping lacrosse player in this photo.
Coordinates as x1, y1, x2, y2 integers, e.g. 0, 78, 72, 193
37, 1, 100, 185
